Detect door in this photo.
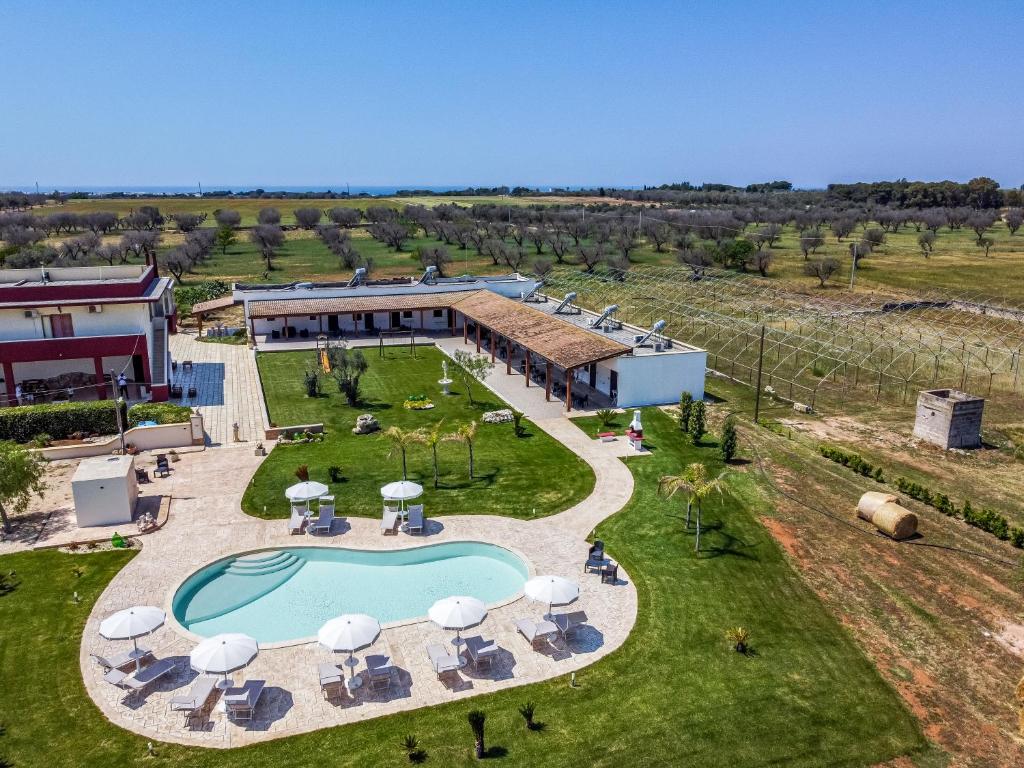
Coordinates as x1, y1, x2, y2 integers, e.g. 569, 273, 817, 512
327, 315, 340, 333
363, 313, 375, 331
390, 311, 401, 329
49, 313, 74, 338
609, 370, 618, 401
588, 363, 597, 388
132, 355, 145, 382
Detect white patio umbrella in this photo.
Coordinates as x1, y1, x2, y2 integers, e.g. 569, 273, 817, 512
380, 480, 423, 512
99, 606, 165, 671
190, 633, 259, 689
524, 575, 579, 619
318, 614, 381, 689
428, 595, 487, 647
285, 481, 330, 510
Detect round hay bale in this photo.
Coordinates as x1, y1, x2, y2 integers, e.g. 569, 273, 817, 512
857, 492, 899, 523
871, 502, 918, 540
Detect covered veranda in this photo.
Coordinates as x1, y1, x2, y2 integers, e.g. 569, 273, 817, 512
452, 291, 630, 413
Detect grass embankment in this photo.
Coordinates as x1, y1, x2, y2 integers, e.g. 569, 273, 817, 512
243, 347, 594, 519
0, 409, 925, 767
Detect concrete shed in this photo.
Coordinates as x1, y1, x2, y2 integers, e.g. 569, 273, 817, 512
72, 455, 138, 527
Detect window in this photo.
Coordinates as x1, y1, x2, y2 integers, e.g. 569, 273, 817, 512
433, 309, 444, 318
402, 311, 413, 319
49, 313, 74, 338
266, 316, 276, 321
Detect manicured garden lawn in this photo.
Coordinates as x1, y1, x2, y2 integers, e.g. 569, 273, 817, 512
0, 409, 928, 767
243, 346, 595, 520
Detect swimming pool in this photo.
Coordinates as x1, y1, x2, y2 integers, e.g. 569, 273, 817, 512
171, 542, 529, 644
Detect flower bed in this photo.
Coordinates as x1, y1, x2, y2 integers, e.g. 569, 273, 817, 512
403, 394, 435, 410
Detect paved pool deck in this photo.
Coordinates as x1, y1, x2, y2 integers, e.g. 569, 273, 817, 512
81, 371, 638, 747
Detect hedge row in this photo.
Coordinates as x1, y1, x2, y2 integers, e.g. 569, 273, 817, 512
127, 403, 193, 427
894, 477, 1024, 548
0, 400, 121, 442
0, 400, 193, 442
818, 444, 884, 482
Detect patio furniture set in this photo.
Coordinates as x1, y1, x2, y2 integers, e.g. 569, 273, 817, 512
169, 359, 198, 399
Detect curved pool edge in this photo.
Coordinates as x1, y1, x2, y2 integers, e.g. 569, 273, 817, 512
164, 539, 537, 650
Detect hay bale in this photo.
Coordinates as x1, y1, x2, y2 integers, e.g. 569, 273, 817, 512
857, 492, 899, 523
871, 502, 918, 540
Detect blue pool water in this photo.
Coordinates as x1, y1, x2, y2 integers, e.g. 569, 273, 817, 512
172, 543, 528, 643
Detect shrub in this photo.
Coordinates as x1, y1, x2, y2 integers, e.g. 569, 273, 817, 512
688, 400, 706, 444
295, 465, 309, 482
678, 392, 693, 432
720, 416, 738, 462
818, 444, 879, 479
725, 626, 750, 653
29, 433, 53, 448
512, 410, 525, 437
518, 701, 536, 730
596, 408, 617, 428
174, 279, 230, 314
328, 465, 343, 483
303, 370, 320, 397
126, 403, 192, 427
0, 400, 119, 442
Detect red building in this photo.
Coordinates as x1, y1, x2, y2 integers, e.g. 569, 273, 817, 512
0, 264, 176, 406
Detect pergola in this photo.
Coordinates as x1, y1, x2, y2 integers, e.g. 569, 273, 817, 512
190, 295, 238, 336
452, 291, 630, 411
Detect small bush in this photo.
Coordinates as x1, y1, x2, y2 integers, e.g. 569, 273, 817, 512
596, 408, 617, 428
295, 464, 309, 482
328, 465, 343, 482
127, 403, 192, 427
29, 433, 53, 448
678, 392, 693, 432
518, 701, 536, 729
818, 444, 879, 479
720, 416, 738, 462
725, 626, 750, 653
303, 370, 321, 397
512, 410, 525, 437
688, 400, 706, 444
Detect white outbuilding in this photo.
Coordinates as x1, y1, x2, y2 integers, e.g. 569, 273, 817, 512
71, 455, 138, 527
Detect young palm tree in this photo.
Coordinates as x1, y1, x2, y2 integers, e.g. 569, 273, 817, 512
380, 426, 424, 480
446, 420, 478, 479
419, 419, 446, 489
658, 462, 726, 552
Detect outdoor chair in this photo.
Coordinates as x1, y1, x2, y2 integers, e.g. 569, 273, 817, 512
135, 467, 151, 483
91, 647, 153, 672
288, 505, 307, 535
601, 563, 619, 585
310, 498, 335, 534
365, 654, 395, 691
154, 454, 170, 477
182, 360, 193, 372
223, 679, 266, 721
514, 618, 558, 650
104, 657, 176, 699
171, 384, 183, 398
318, 663, 344, 700
187, 386, 198, 398
406, 504, 425, 535
584, 540, 605, 573
463, 635, 499, 670
381, 507, 399, 535
426, 643, 463, 677
169, 675, 218, 725
271, 330, 281, 339
553, 610, 589, 640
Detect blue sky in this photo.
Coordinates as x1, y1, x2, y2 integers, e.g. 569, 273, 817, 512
2, 0, 1021, 189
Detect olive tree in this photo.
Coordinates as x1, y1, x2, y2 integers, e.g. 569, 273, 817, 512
0, 441, 47, 534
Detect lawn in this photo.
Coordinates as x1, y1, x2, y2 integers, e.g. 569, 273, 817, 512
0, 409, 928, 767
242, 346, 595, 520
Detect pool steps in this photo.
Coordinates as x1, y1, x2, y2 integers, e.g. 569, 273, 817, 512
178, 550, 305, 625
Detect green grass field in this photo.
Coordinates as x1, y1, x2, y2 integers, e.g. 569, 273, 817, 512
0, 409, 928, 767
242, 347, 595, 519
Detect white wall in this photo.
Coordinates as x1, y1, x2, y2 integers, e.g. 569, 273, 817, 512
0, 303, 148, 341
254, 308, 457, 336
13, 358, 96, 381
615, 351, 707, 407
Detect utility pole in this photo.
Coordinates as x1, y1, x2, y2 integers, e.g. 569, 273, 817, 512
849, 242, 858, 289
753, 325, 766, 422
111, 369, 126, 454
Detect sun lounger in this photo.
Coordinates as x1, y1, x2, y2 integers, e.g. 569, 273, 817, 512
223, 679, 266, 721
381, 508, 399, 535
426, 643, 463, 676
104, 657, 176, 698
310, 502, 335, 534
169, 675, 218, 724
91, 646, 154, 672
288, 505, 307, 534
318, 663, 344, 700
406, 504, 425, 535
366, 654, 395, 690
463, 635, 499, 670
515, 618, 558, 649
553, 610, 589, 639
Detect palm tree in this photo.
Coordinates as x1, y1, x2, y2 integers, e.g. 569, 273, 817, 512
419, 420, 446, 489
380, 426, 424, 480
658, 462, 726, 552
446, 420, 478, 479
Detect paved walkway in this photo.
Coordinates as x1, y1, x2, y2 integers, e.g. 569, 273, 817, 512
169, 332, 266, 445
80, 337, 641, 748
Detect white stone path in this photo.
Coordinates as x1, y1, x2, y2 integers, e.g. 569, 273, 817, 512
81, 341, 638, 748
